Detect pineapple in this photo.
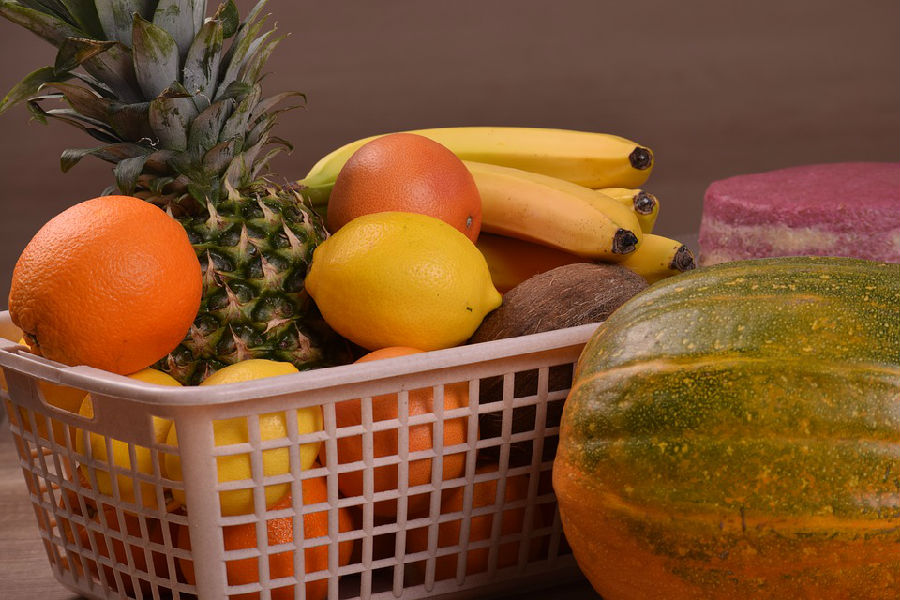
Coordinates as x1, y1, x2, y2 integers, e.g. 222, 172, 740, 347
0, 0, 352, 383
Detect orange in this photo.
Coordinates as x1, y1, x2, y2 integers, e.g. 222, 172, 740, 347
58, 475, 173, 596
8, 195, 202, 375
475, 233, 583, 293
326, 133, 482, 241
3, 337, 87, 446
177, 476, 354, 600
328, 347, 471, 519
406, 464, 543, 581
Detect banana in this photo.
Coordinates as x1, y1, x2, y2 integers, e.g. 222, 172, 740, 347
465, 161, 642, 261
618, 233, 696, 283
298, 127, 654, 206
476, 233, 584, 293
597, 187, 659, 234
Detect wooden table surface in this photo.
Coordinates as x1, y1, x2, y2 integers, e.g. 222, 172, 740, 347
0, 422, 598, 600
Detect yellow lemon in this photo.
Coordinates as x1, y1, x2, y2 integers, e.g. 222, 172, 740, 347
305, 212, 502, 351
75, 368, 179, 509
164, 359, 323, 517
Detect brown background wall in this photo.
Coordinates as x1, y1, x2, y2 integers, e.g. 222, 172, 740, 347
0, 0, 898, 305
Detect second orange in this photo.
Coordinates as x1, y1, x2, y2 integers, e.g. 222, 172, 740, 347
326, 133, 482, 241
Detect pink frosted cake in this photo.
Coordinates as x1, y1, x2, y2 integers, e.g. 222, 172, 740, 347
698, 162, 900, 265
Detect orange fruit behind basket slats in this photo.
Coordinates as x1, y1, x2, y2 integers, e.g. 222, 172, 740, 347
58, 477, 174, 597
8, 195, 202, 375
329, 347, 471, 519
177, 476, 354, 600
406, 463, 542, 581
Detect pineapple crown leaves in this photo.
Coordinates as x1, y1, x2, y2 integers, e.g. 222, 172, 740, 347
0, 0, 305, 208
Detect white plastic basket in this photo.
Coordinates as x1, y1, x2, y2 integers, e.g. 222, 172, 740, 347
0, 310, 596, 600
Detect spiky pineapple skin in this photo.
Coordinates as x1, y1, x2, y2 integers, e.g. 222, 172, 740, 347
157, 184, 351, 384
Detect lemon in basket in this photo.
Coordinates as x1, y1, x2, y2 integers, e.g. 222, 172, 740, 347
75, 368, 179, 510
164, 359, 323, 516
305, 212, 502, 351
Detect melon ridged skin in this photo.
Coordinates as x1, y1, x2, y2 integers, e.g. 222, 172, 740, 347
553, 256, 900, 600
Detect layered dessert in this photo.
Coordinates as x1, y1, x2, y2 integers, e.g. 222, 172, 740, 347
698, 162, 900, 265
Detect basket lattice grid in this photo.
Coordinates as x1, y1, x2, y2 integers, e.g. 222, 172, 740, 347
0, 312, 597, 599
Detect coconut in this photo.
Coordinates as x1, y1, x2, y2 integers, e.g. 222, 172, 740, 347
469, 262, 648, 466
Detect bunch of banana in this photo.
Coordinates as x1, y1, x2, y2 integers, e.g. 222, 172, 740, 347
299, 126, 695, 285
299, 127, 654, 207
466, 160, 642, 260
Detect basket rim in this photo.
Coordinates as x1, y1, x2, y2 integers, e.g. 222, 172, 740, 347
0, 310, 598, 408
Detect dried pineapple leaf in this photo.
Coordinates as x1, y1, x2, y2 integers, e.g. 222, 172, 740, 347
144, 149, 175, 173
68, 71, 115, 98
160, 80, 193, 98
54, 37, 116, 73
217, 11, 268, 96
60, 142, 149, 172
94, 0, 154, 45
17, 0, 70, 23
41, 81, 111, 122
0, 1, 82, 44
30, 104, 117, 135
215, 0, 239, 38
132, 13, 181, 99
0, 65, 70, 115
250, 146, 283, 180
115, 153, 151, 194
188, 97, 234, 154
153, 0, 203, 58
237, 32, 282, 86
243, 0, 269, 28
245, 112, 274, 146
149, 94, 198, 151
218, 84, 260, 149
183, 18, 224, 108
216, 80, 254, 102
58, 0, 103, 38
106, 100, 154, 141
267, 135, 293, 152
249, 91, 305, 122
81, 40, 142, 103
203, 137, 237, 175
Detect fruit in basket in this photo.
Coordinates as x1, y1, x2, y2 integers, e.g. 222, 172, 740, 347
306, 212, 502, 351
8, 195, 202, 375
470, 263, 647, 466
58, 474, 174, 596
177, 476, 354, 600
299, 127, 655, 207
165, 359, 322, 516
326, 133, 482, 241
596, 188, 659, 233
3, 337, 88, 445
617, 233, 696, 283
329, 347, 470, 519
467, 161, 643, 260
553, 257, 900, 600
470, 263, 648, 344
75, 368, 179, 509
475, 234, 584, 294
406, 464, 542, 581
0, 1, 352, 385
64, 501, 173, 597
